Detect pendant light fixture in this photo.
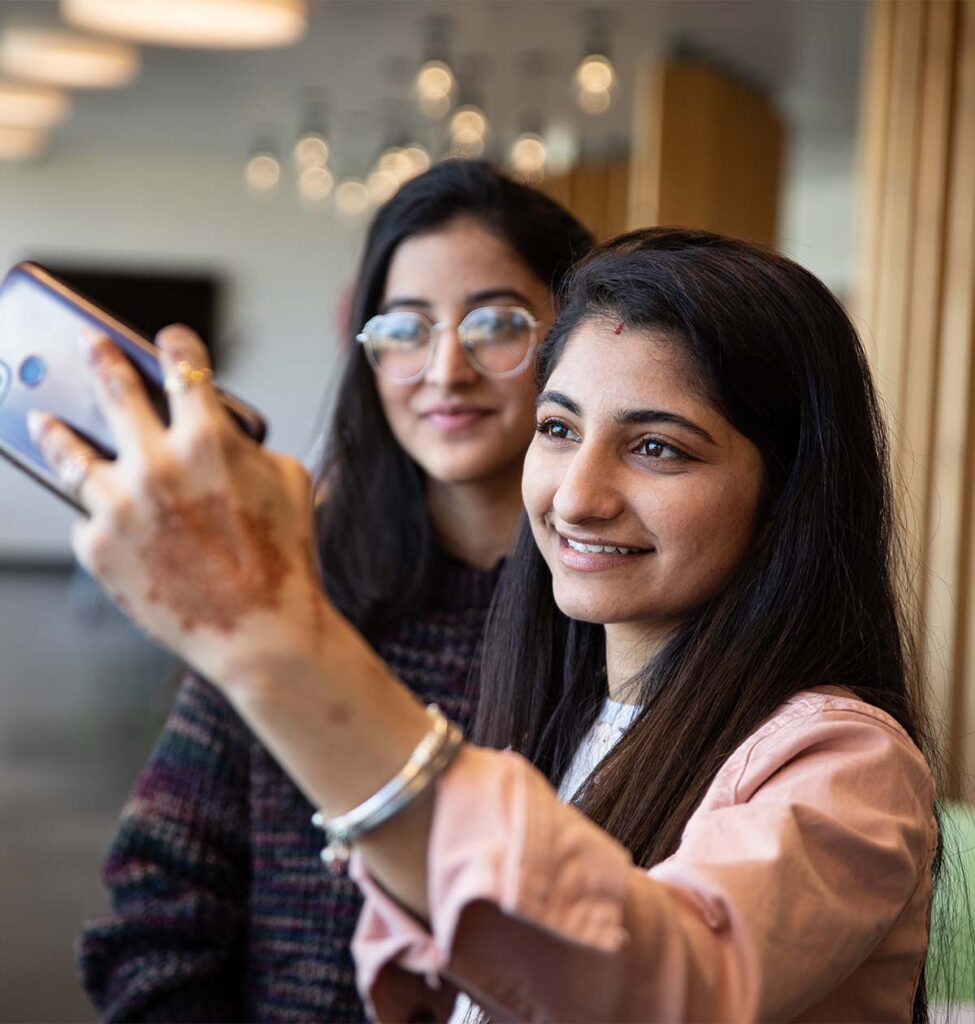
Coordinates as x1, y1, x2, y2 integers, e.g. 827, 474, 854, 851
0, 82, 71, 128
61, 0, 307, 49
414, 16, 454, 120
0, 29, 140, 89
245, 132, 282, 195
0, 125, 48, 160
574, 9, 616, 115
448, 59, 489, 158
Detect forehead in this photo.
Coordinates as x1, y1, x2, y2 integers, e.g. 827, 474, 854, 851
383, 218, 537, 300
546, 321, 706, 409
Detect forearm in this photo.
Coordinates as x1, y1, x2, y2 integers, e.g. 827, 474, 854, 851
220, 602, 436, 918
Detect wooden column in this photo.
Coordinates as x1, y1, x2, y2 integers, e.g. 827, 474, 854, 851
542, 156, 630, 241
626, 59, 785, 245
856, 0, 975, 795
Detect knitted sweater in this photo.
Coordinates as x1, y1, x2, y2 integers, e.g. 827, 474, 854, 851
77, 556, 501, 1022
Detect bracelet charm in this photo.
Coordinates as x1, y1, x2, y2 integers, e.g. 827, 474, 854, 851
311, 703, 463, 875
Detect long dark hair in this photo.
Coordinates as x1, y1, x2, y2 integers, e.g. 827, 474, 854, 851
314, 160, 593, 636
474, 228, 941, 1020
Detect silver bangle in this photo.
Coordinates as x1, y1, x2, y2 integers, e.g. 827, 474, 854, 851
312, 703, 464, 874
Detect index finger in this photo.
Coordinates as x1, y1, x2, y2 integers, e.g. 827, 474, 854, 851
83, 329, 165, 458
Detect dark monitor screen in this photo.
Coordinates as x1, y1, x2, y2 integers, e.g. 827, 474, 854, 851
34, 263, 223, 369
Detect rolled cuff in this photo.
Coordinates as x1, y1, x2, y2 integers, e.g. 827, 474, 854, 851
351, 745, 632, 1019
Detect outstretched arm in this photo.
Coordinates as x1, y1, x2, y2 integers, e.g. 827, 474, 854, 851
30, 325, 439, 918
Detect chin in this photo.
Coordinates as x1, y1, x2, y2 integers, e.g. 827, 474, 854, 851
550, 586, 622, 625
420, 448, 523, 486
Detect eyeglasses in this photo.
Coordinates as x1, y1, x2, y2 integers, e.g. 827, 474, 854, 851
356, 305, 542, 383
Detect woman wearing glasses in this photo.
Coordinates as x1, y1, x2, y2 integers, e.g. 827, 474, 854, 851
45, 226, 939, 1021
76, 161, 592, 1022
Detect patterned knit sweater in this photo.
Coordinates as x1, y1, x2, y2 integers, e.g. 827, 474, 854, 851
77, 556, 501, 1022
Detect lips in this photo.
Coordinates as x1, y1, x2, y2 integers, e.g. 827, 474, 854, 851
421, 405, 494, 432
556, 532, 654, 572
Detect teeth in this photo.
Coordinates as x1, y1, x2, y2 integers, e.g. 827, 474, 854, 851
566, 538, 643, 555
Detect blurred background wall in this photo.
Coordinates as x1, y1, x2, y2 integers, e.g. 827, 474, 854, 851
2, 0, 971, 1020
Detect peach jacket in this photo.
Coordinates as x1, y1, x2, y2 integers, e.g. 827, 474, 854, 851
350, 690, 936, 1022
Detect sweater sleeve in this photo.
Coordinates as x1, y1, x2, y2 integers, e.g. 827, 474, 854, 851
351, 705, 936, 1023
76, 673, 252, 1022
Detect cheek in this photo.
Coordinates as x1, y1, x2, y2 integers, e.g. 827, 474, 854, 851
494, 372, 538, 428
658, 478, 761, 573
374, 377, 415, 437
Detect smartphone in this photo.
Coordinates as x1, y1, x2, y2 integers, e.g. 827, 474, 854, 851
0, 261, 267, 511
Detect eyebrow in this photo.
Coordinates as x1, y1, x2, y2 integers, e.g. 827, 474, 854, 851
536, 390, 717, 446
380, 288, 535, 315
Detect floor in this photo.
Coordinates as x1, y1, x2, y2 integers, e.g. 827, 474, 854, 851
0, 566, 177, 1023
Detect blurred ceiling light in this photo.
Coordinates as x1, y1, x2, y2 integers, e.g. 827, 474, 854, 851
334, 179, 370, 220
401, 143, 431, 175
574, 54, 615, 94
415, 15, 454, 119
294, 131, 329, 170
378, 146, 414, 184
0, 82, 71, 128
62, 0, 307, 49
298, 165, 334, 204
366, 167, 399, 206
449, 105, 487, 146
245, 151, 281, 193
509, 132, 547, 182
573, 9, 615, 116
0, 29, 140, 88
415, 60, 453, 101
0, 124, 47, 160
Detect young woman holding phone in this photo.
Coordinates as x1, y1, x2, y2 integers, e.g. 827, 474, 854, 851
74, 161, 592, 1021
39, 227, 937, 1021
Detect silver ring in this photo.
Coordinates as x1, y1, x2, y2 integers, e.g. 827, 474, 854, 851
60, 452, 93, 499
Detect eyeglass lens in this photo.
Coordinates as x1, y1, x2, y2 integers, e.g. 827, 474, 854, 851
363, 306, 534, 380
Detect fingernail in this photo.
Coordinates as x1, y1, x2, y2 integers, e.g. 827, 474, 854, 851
26, 409, 50, 441
78, 326, 101, 348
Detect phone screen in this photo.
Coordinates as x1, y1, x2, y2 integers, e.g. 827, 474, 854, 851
0, 268, 124, 483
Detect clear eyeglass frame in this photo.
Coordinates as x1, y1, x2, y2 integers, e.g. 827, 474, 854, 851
355, 304, 543, 384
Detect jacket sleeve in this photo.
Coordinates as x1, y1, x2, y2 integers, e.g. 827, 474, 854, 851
350, 707, 936, 1023
76, 673, 252, 1022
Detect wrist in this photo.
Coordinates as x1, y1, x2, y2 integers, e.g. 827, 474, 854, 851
205, 591, 341, 701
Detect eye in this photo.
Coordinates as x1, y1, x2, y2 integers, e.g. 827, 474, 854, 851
635, 436, 689, 462
536, 417, 580, 443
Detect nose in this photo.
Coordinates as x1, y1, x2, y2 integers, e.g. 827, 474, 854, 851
423, 325, 479, 388
550, 439, 625, 525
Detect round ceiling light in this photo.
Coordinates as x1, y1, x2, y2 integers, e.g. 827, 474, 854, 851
0, 125, 47, 160
0, 82, 71, 128
0, 29, 140, 88
62, 0, 307, 49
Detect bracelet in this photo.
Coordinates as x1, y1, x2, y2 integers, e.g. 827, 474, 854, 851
311, 703, 464, 874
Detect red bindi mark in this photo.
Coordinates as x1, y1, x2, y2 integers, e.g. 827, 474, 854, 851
613, 320, 624, 336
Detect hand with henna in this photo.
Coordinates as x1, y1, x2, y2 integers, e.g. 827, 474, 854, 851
29, 327, 437, 919
28, 327, 326, 686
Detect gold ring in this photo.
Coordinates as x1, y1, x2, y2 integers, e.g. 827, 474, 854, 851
163, 360, 213, 395
61, 451, 93, 499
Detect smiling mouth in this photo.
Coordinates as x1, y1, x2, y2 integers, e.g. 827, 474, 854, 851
566, 538, 648, 555
421, 407, 494, 430
557, 534, 655, 566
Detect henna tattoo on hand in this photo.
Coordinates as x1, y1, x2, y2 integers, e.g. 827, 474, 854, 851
140, 494, 290, 634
